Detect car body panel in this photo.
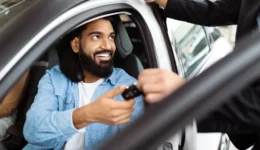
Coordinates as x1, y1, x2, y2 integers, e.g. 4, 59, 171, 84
0, 0, 235, 150
0, 0, 173, 97
167, 19, 234, 150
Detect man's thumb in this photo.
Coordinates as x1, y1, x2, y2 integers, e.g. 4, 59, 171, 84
103, 85, 126, 98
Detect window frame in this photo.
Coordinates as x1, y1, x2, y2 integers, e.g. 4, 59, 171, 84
0, 0, 170, 102
165, 19, 213, 79
98, 28, 260, 150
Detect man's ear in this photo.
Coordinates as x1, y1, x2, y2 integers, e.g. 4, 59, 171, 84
70, 37, 80, 53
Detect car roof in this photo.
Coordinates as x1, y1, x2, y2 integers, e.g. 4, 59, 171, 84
0, 0, 158, 99
0, 0, 151, 71
0, 0, 83, 70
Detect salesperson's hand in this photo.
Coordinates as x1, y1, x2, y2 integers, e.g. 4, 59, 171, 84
137, 69, 186, 103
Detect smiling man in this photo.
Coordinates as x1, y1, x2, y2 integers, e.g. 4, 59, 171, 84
23, 16, 143, 150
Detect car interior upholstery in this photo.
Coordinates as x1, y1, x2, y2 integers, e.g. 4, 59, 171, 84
113, 16, 144, 79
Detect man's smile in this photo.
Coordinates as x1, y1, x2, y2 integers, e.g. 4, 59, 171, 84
94, 50, 113, 62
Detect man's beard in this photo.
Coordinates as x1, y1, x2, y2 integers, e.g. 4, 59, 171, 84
78, 45, 114, 78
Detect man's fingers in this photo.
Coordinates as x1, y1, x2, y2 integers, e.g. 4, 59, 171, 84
114, 118, 131, 125
139, 68, 163, 76
137, 75, 161, 89
141, 83, 164, 94
145, 93, 165, 103
137, 69, 166, 89
103, 85, 126, 98
110, 99, 136, 109
111, 108, 134, 117
110, 110, 133, 125
115, 111, 133, 122
125, 98, 136, 106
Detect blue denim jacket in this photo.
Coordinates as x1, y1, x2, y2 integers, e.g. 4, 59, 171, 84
23, 66, 143, 150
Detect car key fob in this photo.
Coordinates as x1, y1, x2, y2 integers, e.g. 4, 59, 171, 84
122, 83, 143, 100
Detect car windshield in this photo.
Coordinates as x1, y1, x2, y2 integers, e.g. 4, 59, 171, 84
0, 0, 35, 29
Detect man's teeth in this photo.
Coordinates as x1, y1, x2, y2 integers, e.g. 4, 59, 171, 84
96, 53, 110, 57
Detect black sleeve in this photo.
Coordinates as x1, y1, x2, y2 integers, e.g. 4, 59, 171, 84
164, 0, 241, 26
228, 133, 257, 149
198, 80, 260, 149
214, 79, 260, 128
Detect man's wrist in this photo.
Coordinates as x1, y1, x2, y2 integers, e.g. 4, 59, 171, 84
73, 106, 93, 129
82, 104, 95, 123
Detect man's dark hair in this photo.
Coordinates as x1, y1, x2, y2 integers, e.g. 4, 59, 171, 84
56, 16, 118, 82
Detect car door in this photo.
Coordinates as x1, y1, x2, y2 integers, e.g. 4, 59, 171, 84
0, 0, 176, 149
165, 18, 214, 150
165, 18, 233, 150
98, 23, 260, 150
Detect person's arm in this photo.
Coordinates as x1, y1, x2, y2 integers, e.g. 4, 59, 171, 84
73, 86, 136, 129
0, 71, 29, 117
138, 68, 260, 149
202, 79, 260, 130
138, 69, 260, 128
150, 0, 241, 26
24, 71, 135, 149
197, 81, 260, 149
23, 72, 79, 149
198, 116, 257, 149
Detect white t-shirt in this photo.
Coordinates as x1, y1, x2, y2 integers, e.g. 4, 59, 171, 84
64, 79, 104, 150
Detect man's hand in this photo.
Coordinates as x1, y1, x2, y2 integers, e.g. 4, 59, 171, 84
137, 69, 186, 103
73, 86, 135, 129
144, 0, 168, 8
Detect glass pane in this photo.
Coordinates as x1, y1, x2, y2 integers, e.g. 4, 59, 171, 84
166, 19, 210, 77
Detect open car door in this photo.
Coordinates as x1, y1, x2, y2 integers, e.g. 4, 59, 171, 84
98, 30, 260, 150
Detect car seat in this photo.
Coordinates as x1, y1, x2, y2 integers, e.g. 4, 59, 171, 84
113, 16, 144, 79
2, 53, 50, 150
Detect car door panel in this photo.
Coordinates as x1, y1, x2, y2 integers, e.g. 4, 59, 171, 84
0, 1, 178, 150
98, 29, 260, 150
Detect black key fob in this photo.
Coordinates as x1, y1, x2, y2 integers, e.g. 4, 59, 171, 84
122, 83, 143, 100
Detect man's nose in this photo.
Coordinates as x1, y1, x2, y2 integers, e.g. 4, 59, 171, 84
100, 38, 113, 50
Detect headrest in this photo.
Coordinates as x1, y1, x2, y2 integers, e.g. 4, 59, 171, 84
114, 16, 133, 58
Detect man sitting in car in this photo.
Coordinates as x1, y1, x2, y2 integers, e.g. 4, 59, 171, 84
23, 16, 143, 150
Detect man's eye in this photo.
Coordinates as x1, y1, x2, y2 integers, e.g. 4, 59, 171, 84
92, 35, 100, 40
109, 35, 115, 40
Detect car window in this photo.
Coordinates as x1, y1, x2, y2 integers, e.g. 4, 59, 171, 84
0, 0, 35, 29
0, 0, 164, 148
0, 13, 152, 149
166, 19, 211, 78
120, 15, 150, 69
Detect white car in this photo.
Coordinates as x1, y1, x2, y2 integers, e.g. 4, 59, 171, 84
0, 0, 236, 150
167, 19, 234, 150
167, 19, 233, 79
